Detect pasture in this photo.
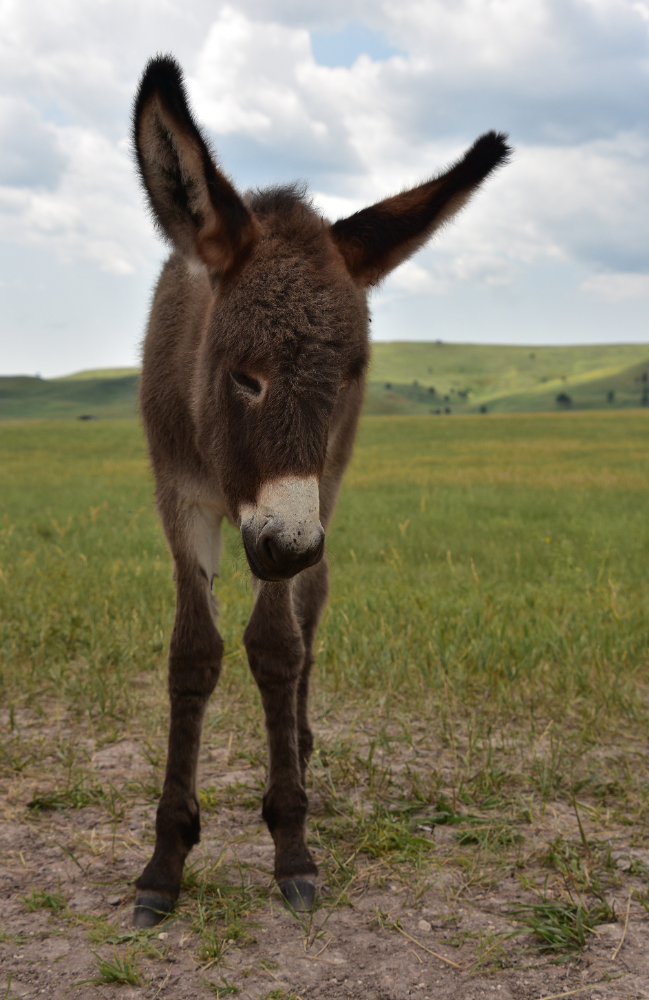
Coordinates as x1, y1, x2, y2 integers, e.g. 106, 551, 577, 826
1, 411, 649, 999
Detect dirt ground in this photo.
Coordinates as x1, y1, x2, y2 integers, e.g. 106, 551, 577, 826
2, 706, 649, 1000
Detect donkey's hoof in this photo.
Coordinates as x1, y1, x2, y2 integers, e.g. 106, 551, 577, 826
133, 891, 173, 927
278, 877, 316, 913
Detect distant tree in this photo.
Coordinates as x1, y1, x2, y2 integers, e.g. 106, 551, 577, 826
642, 371, 648, 383
428, 386, 436, 394
642, 389, 649, 407
480, 405, 488, 414
444, 406, 451, 414
607, 390, 615, 403
556, 392, 572, 407
529, 352, 535, 359
385, 383, 391, 389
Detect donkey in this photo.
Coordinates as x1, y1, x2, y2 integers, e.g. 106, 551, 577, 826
131, 54, 509, 926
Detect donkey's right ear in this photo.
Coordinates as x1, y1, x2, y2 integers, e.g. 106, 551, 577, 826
133, 56, 258, 275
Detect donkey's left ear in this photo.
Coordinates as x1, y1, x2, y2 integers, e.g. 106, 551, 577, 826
133, 56, 258, 275
330, 131, 510, 287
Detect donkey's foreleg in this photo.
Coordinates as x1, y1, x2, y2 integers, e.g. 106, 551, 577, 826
134, 571, 223, 926
244, 581, 317, 912
293, 556, 329, 785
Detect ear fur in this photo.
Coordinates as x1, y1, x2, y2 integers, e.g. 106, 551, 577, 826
330, 131, 511, 286
133, 55, 258, 274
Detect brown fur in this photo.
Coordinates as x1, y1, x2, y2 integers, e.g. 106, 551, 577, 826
130, 55, 510, 924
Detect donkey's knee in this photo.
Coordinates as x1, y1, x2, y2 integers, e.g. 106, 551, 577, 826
243, 617, 304, 690
168, 622, 224, 699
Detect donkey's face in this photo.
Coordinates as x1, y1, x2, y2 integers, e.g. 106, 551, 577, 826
192, 200, 369, 580
134, 57, 508, 581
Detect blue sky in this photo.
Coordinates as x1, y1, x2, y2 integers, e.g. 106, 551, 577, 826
1, 0, 648, 377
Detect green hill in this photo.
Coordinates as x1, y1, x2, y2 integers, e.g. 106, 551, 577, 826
0, 373, 139, 420
366, 342, 649, 415
57, 367, 140, 381
2, 343, 648, 420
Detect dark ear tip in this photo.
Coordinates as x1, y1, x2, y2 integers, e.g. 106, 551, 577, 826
139, 54, 184, 92
472, 130, 513, 168
133, 54, 189, 128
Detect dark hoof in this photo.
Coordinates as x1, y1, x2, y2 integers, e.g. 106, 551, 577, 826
278, 877, 316, 913
133, 891, 173, 927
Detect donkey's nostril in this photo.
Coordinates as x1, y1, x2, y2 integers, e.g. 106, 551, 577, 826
263, 537, 279, 565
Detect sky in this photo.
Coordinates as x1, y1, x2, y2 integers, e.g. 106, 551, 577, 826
1, 0, 648, 377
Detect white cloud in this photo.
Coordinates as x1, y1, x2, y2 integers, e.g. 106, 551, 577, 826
384, 0, 553, 71
580, 272, 649, 300
192, 8, 315, 137
0, 124, 154, 274
0, 0, 648, 375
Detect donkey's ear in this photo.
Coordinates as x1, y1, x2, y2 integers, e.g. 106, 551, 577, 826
330, 132, 510, 286
133, 56, 258, 274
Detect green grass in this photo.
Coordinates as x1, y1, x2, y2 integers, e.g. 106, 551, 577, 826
3, 343, 648, 420
20, 885, 67, 914
1, 411, 648, 731
76, 951, 142, 987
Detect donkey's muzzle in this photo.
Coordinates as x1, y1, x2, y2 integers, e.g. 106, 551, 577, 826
241, 518, 325, 582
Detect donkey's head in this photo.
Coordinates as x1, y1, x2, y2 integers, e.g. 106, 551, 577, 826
134, 56, 509, 582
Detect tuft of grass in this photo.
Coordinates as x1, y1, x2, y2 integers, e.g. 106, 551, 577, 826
202, 975, 240, 996
75, 950, 142, 987
510, 834, 618, 957
20, 885, 67, 914
510, 897, 614, 956
27, 782, 106, 813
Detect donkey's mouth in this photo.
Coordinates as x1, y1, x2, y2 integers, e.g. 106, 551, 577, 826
241, 538, 287, 582
241, 530, 325, 582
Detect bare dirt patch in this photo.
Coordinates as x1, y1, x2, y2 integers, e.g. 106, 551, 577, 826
2, 702, 649, 1000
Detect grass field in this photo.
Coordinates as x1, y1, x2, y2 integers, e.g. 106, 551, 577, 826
2, 342, 648, 421
2, 411, 648, 720
1, 412, 649, 997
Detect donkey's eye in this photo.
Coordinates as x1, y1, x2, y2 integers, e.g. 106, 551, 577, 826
231, 371, 262, 396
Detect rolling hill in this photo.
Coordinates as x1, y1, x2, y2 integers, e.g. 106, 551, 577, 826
0, 373, 140, 420
1, 344, 648, 420
366, 342, 649, 415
